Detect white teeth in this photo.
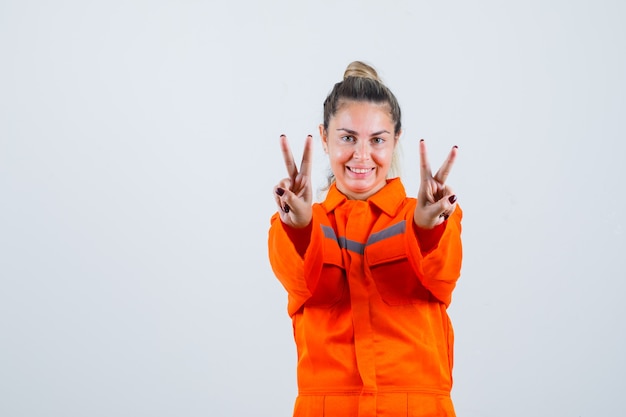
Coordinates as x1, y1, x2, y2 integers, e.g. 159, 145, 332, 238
349, 167, 372, 174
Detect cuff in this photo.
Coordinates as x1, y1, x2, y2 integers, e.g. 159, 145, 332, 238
413, 221, 446, 254
281, 220, 313, 258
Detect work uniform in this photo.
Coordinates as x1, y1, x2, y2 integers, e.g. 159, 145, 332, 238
268, 178, 463, 417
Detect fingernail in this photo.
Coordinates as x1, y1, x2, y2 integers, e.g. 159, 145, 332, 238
453, 145, 458, 149
443, 213, 449, 220
284, 204, 290, 213
420, 139, 424, 142
448, 195, 457, 204
276, 187, 285, 196
280, 134, 286, 138
307, 134, 313, 138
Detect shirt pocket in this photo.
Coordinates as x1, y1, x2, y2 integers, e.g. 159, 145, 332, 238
366, 238, 430, 306
306, 239, 346, 307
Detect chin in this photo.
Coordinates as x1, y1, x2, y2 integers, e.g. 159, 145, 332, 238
346, 183, 379, 196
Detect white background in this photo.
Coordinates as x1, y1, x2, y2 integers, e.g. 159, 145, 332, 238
1, 1, 625, 416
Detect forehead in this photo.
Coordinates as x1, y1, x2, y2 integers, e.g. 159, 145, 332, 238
331, 100, 394, 129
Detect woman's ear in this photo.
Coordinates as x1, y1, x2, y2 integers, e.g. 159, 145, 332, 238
319, 124, 328, 154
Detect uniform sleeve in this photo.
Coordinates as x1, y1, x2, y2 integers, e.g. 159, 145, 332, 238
405, 205, 463, 307
267, 209, 326, 316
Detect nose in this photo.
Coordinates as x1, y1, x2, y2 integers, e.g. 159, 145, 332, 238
354, 141, 371, 160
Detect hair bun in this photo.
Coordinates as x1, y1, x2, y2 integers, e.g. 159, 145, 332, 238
343, 61, 380, 82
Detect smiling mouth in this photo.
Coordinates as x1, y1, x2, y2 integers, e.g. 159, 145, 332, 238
348, 167, 375, 174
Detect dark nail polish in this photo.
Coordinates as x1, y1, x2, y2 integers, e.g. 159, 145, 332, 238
420, 139, 424, 142
280, 134, 286, 138
276, 187, 285, 196
448, 195, 457, 204
284, 204, 290, 213
307, 134, 313, 138
453, 145, 458, 149
443, 213, 449, 220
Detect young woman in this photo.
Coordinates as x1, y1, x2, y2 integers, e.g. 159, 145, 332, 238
269, 61, 462, 417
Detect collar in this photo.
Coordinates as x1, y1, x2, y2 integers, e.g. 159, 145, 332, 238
321, 178, 407, 217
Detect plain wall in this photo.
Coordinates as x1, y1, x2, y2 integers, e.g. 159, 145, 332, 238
1, 1, 625, 416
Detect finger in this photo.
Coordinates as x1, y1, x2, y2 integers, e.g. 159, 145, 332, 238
434, 145, 458, 185
277, 186, 304, 215
274, 187, 287, 213
299, 135, 314, 178
437, 194, 458, 220
293, 173, 308, 197
275, 179, 293, 213
300, 175, 313, 202
419, 139, 433, 184
438, 206, 458, 222
280, 135, 298, 180
277, 178, 293, 192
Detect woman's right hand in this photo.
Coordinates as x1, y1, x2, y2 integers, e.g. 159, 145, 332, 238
273, 134, 313, 228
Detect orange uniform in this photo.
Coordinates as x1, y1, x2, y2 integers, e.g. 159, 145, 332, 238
268, 178, 463, 417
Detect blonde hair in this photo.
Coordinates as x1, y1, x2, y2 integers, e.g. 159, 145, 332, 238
344, 61, 380, 80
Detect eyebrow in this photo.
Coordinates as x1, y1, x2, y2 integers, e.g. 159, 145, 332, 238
336, 128, 391, 136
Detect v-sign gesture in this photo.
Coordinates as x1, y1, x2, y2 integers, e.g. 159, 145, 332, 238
274, 134, 314, 228
414, 139, 459, 229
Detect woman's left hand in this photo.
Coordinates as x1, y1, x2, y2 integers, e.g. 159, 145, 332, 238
413, 139, 458, 229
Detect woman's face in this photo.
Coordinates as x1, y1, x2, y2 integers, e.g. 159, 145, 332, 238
320, 100, 398, 201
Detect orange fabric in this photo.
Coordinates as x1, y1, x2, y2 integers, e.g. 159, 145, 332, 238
268, 178, 463, 417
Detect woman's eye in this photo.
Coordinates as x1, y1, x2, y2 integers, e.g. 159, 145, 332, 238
372, 137, 385, 144
341, 136, 355, 143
